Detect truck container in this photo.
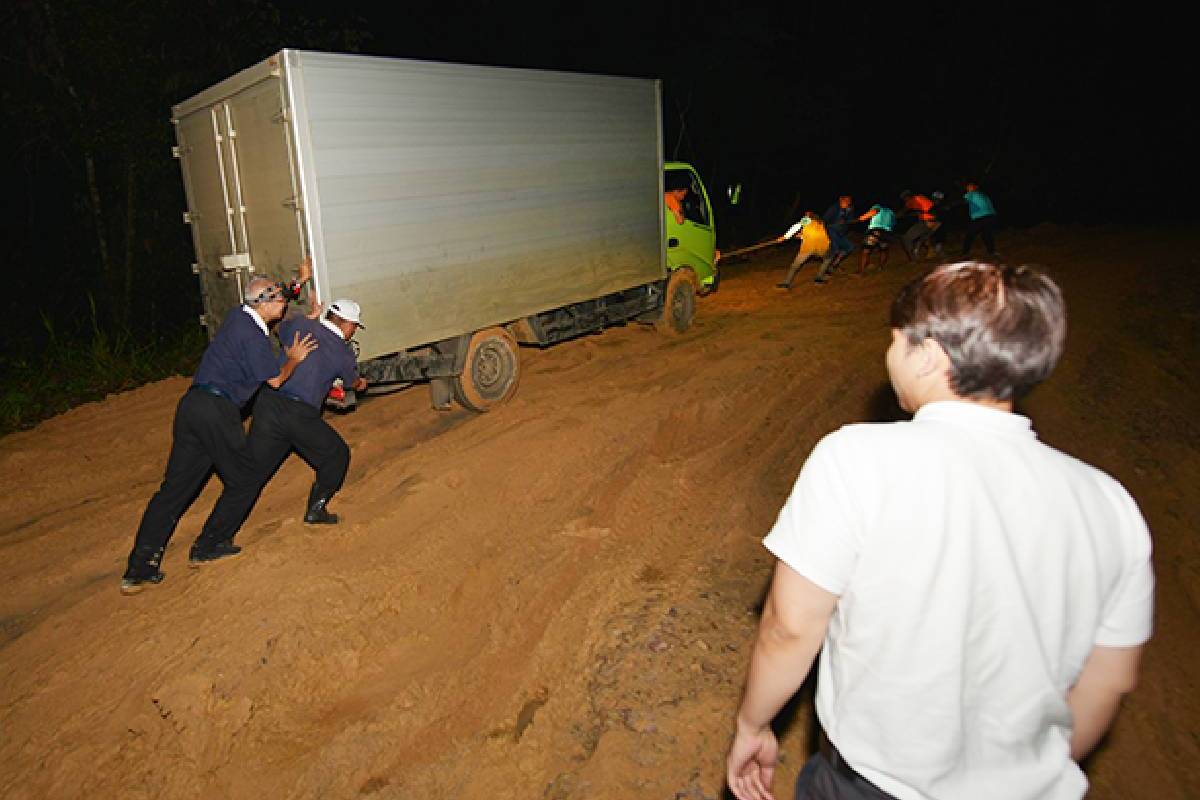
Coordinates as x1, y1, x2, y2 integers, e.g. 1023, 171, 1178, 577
171, 50, 716, 411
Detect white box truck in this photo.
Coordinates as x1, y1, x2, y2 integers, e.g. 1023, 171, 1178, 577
171, 50, 718, 411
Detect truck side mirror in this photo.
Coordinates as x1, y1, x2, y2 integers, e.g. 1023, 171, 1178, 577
668, 237, 679, 248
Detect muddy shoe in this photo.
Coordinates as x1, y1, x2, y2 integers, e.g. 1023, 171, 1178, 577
120, 570, 165, 595
188, 540, 243, 566
775, 282, 790, 290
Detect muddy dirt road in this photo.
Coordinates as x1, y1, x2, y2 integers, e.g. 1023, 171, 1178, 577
1, 226, 1196, 799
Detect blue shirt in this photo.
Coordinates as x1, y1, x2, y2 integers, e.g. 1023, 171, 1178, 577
964, 190, 997, 220
867, 205, 896, 231
823, 203, 855, 232
192, 306, 280, 408
276, 316, 359, 409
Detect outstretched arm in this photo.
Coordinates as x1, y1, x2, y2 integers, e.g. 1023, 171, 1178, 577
266, 331, 318, 389
727, 562, 838, 800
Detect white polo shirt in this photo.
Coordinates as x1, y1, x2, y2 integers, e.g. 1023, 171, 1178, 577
764, 401, 1154, 800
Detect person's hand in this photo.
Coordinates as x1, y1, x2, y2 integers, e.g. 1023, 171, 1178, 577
352, 377, 368, 392
306, 300, 324, 321
297, 256, 313, 285
726, 723, 779, 800
284, 331, 318, 363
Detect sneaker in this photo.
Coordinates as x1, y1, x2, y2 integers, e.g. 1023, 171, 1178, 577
775, 282, 790, 289
188, 540, 243, 566
813, 277, 827, 285
120, 570, 165, 595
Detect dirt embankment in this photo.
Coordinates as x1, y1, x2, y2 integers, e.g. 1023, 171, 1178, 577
0, 226, 1196, 799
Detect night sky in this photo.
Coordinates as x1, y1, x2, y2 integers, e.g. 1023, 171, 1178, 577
0, 0, 1185, 361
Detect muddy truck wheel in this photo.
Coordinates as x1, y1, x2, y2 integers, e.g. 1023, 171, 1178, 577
655, 269, 698, 336
453, 327, 521, 412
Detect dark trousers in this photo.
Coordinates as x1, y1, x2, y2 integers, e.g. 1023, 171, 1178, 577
828, 227, 854, 258
961, 214, 997, 256
250, 389, 350, 493
794, 737, 898, 800
202, 388, 351, 541
126, 389, 257, 574
902, 221, 933, 255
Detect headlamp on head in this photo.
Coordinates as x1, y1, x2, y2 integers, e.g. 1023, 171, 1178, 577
277, 280, 303, 302
247, 279, 302, 306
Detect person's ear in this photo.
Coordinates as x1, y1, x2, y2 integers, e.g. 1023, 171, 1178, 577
917, 338, 951, 378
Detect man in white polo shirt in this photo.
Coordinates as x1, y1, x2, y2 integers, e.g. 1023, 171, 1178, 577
726, 262, 1154, 800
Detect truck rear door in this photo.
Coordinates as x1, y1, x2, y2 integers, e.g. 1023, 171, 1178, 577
173, 70, 307, 333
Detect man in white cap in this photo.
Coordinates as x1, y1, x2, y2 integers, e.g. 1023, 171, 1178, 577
203, 298, 368, 535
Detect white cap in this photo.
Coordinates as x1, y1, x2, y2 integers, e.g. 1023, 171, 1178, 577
328, 298, 365, 328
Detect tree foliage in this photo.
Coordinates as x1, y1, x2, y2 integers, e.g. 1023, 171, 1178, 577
1, 0, 371, 358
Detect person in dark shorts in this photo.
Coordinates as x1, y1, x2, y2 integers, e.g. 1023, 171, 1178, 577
855, 204, 900, 274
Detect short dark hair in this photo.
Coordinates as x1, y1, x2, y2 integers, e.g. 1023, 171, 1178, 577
890, 261, 1067, 400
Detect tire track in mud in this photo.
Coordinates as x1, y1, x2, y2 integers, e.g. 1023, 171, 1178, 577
2, 229, 1196, 799
0, 250, 893, 799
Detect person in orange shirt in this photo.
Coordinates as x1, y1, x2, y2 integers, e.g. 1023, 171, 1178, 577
665, 187, 687, 225
665, 171, 691, 226
899, 190, 938, 261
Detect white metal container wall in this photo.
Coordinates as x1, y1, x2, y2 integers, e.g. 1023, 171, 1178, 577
282, 50, 665, 361
174, 58, 309, 332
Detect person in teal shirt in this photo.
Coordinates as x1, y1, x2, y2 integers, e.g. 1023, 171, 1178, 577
855, 204, 902, 274
961, 182, 998, 257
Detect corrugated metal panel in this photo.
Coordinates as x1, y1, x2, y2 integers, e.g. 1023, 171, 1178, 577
284, 51, 664, 360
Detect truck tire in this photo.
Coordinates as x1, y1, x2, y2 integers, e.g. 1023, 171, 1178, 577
655, 269, 698, 336
453, 327, 521, 412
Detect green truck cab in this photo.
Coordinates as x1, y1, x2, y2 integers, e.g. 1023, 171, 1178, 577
664, 162, 719, 293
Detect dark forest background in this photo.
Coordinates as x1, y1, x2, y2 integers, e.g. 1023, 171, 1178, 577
0, 0, 1183, 431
